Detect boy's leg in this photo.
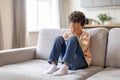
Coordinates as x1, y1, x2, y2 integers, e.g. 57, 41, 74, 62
67, 36, 88, 70
52, 36, 78, 75
45, 36, 66, 74
55, 36, 87, 71
48, 36, 66, 64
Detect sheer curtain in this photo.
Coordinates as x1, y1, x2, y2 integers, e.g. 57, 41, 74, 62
0, 11, 4, 50
13, 0, 28, 48
58, 0, 64, 28
49, 0, 64, 28
26, 0, 64, 31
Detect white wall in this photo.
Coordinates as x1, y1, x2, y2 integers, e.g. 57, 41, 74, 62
0, 0, 13, 49
64, 0, 120, 26
81, 7, 120, 24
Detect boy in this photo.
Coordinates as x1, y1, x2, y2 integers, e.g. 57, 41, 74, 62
44, 11, 92, 76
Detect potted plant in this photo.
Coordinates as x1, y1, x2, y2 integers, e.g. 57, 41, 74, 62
97, 13, 112, 24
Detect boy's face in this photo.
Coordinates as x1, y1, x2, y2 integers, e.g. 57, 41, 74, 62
69, 22, 83, 35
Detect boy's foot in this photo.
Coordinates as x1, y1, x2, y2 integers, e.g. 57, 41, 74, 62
44, 64, 58, 74
52, 64, 68, 76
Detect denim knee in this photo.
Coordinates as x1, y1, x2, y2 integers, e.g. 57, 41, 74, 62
55, 36, 64, 43
67, 36, 78, 42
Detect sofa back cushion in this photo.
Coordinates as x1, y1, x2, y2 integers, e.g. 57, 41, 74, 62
106, 28, 120, 67
36, 29, 69, 59
36, 28, 108, 66
87, 28, 108, 66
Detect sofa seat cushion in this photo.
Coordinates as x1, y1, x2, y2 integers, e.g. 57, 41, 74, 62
87, 67, 120, 80
0, 59, 103, 80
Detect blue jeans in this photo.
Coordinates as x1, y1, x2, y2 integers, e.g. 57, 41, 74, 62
48, 36, 88, 70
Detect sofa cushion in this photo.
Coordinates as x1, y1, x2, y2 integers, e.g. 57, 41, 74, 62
36, 29, 69, 60
106, 28, 120, 67
36, 28, 108, 66
0, 59, 103, 80
87, 28, 108, 66
87, 67, 120, 80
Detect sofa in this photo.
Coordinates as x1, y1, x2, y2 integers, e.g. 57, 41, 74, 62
0, 28, 120, 80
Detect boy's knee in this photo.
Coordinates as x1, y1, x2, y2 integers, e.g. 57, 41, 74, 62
68, 36, 77, 41
55, 36, 64, 42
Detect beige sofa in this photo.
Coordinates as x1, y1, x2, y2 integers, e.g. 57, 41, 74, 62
0, 28, 120, 80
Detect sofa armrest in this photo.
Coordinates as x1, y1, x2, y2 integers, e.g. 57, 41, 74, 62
0, 47, 36, 66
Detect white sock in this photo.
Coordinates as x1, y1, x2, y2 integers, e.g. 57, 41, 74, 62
44, 64, 58, 74
52, 64, 68, 76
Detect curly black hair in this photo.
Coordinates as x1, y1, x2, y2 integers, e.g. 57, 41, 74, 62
68, 11, 85, 27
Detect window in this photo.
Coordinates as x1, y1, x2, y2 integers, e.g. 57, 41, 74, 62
38, 0, 50, 28
26, 0, 60, 31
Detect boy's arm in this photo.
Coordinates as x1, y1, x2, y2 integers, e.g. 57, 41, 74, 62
80, 32, 90, 52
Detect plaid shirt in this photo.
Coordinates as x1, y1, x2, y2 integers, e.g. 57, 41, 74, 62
63, 30, 92, 66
